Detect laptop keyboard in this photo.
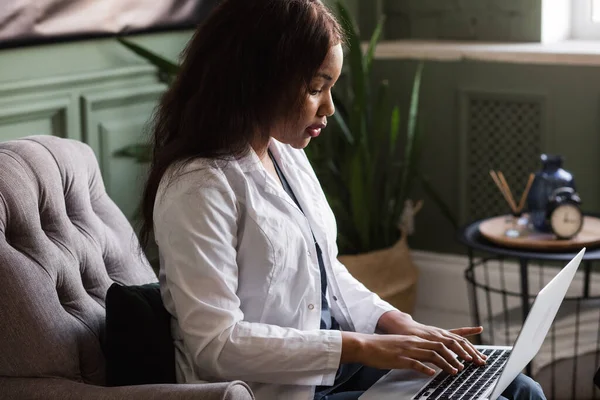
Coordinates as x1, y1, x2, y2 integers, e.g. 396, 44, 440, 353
412, 348, 511, 400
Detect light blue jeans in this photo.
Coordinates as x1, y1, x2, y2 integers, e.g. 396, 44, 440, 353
314, 366, 546, 400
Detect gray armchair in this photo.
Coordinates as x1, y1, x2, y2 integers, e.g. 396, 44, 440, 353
0, 136, 253, 400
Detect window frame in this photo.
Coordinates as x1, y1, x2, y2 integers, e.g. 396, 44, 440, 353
571, 0, 600, 39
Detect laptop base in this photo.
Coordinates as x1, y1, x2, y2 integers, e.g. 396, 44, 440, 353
359, 345, 511, 400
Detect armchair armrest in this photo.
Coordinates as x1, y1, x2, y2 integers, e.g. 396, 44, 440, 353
0, 377, 254, 400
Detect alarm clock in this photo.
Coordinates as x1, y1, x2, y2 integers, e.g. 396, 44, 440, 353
546, 187, 583, 240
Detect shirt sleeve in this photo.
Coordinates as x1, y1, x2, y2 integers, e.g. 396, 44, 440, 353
329, 245, 397, 334
154, 173, 342, 386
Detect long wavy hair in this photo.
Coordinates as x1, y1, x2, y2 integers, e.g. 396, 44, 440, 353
139, 0, 345, 249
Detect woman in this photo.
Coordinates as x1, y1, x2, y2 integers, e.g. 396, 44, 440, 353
139, 1, 546, 399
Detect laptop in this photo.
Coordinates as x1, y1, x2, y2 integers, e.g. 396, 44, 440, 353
360, 247, 586, 400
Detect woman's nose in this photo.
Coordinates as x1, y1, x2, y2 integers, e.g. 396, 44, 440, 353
320, 93, 335, 117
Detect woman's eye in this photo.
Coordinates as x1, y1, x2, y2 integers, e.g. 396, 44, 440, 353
309, 89, 322, 95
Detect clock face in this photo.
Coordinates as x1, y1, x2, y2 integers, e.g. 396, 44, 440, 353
550, 204, 583, 239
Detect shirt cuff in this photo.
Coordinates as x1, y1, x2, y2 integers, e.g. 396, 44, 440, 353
363, 301, 397, 334
319, 329, 343, 386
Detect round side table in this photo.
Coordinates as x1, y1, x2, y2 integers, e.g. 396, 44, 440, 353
458, 219, 600, 399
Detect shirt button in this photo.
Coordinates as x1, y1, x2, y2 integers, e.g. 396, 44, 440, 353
308, 304, 315, 310
333, 296, 338, 301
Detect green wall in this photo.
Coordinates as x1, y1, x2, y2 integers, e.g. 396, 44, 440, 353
381, 0, 542, 41
371, 59, 600, 253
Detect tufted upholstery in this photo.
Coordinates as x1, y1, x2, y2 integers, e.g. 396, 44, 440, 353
0, 136, 254, 400
0, 135, 157, 384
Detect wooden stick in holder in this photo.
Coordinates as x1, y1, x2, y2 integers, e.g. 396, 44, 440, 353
489, 170, 516, 214
489, 170, 535, 216
517, 173, 535, 212
498, 171, 518, 214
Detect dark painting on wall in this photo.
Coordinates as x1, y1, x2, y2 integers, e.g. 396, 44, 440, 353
0, 0, 219, 48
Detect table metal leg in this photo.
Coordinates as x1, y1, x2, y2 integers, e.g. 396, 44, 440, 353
467, 248, 481, 344
519, 258, 530, 322
584, 260, 592, 298
519, 258, 532, 376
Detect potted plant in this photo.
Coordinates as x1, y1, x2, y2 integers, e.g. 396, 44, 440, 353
116, 0, 457, 313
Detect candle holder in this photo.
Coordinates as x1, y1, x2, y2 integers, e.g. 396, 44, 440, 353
504, 211, 530, 238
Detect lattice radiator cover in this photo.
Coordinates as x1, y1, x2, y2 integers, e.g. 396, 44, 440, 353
459, 91, 547, 223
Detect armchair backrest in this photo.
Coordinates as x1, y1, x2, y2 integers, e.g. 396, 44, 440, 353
0, 136, 156, 385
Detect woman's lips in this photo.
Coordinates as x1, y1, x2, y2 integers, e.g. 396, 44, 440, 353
306, 124, 326, 138
306, 127, 321, 137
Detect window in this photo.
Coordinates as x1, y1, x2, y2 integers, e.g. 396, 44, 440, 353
572, 0, 600, 39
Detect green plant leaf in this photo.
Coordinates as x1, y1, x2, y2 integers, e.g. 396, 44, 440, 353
113, 143, 153, 163
419, 173, 459, 229
336, 1, 367, 147
406, 62, 424, 153
397, 62, 424, 205
370, 82, 390, 180
349, 152, 369, 251
364, 15, 385, 77
332, 90, 349, 121
332, 92, 354, 145
372, 80, 389, 154
389, 105, 401, 155
332, 111, 353, 146
368, 80, 391, 243
117, 37, 180, 76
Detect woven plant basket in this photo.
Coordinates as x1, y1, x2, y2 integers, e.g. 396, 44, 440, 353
338, 231, 418, 314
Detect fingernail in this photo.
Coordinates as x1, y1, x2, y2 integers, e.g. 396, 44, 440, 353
466, 355, 473, 361
452, 368, 458, 374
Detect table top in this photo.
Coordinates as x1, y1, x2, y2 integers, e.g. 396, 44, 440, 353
458, 219, 600, 261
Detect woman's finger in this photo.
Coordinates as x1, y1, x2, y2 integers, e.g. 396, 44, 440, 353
437, 335, 473, 362
448, 332, 485, 362
397, 356, 436, 376
444, 332, 487, 364
407, 346, 461, 375
416, 339, 464, 371
448, 326, 483, 337
448, 326, 487, 360
419, 327, 480, 362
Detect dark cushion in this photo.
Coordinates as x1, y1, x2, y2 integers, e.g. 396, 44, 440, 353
104, 282, 176, 386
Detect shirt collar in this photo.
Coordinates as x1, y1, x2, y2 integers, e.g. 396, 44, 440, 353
237, 138, 296, 173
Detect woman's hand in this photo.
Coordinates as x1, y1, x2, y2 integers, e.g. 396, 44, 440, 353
341, 332, 466, 376
376, 311, 487, 366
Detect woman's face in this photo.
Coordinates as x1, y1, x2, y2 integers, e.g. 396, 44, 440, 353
271, 43, 343, 149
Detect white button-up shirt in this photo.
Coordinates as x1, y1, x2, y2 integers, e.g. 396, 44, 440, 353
153, 138, 396, 400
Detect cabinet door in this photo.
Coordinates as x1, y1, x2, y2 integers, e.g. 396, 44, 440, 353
81, 84, 166, 223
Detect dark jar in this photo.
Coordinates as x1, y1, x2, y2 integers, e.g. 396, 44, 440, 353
527, 154, 576, 232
